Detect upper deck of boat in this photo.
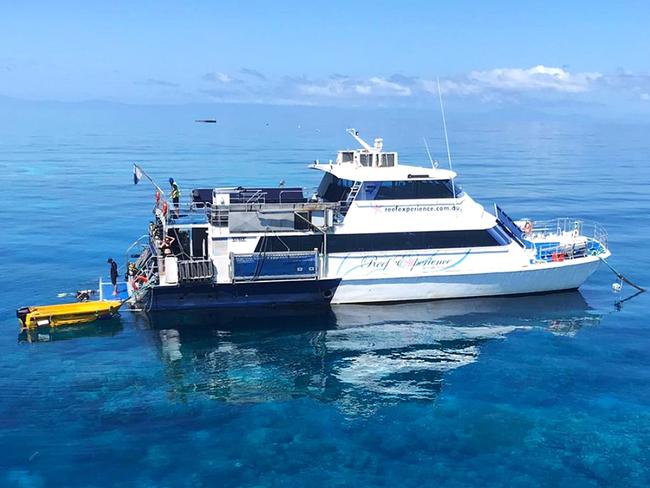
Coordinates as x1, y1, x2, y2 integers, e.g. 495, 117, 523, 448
166, 129, 463, 228
309, 129, 457, 182
311, 161, 456, 182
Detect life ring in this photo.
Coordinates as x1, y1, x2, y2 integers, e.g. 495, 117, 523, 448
133, 275, 148, 290
523, 221, 533, 235
155, 190, 161, 205
162, 201, 168, 216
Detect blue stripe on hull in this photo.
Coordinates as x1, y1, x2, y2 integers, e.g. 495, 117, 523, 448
149, 278, 341, 311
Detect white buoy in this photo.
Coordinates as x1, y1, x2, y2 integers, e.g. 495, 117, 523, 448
612, 282, 622, 293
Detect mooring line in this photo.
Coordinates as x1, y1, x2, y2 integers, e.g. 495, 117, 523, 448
599, 256, 646, 293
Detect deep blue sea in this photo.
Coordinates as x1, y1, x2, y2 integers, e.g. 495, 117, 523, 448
1, 102, 649, 487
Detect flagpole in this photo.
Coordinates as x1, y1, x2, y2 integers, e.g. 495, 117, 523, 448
133, 163, 167, 201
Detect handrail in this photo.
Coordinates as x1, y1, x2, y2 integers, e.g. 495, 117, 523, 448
527, 218, 608, 248
125, 234, 150, 258
167, 198, 345, 231
278, 189, 303, 203
176, 200, 340, 215
521, 217, 609, 263
124, 234, 152, 278
245, 189, 266, 203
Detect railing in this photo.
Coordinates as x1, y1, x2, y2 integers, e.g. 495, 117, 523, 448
524, 218, 609, 262
164, 200, 342, 228
177, 259, 215, 282
210, 201, 341, 228
243, 190, 266, 204
165, 201, 211, 225
125, 234, 158, 284
528, 218, 608, 248
125, 234, 150, 260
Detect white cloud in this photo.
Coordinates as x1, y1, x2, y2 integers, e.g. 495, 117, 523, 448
355, 77, 412, 97
470, 65, 601, 92
296, 66, 604, 101
422, 79, 480, 96
354, 84, 372, 95
203, 71, 236, 83
435, 65, 602, 95
196, 65, 650, 107
297, 79, 348, 97
296, 76, 411, 98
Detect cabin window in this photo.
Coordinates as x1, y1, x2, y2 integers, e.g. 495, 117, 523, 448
380, 153, 396, 167
255, 227, 509, 253
359, 153, 373, 167
373, 179, 461, 200
340, 151, 354, 163
317, 174, 355, 202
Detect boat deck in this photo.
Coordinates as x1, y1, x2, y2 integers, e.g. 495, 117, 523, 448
99, 281, 130, 301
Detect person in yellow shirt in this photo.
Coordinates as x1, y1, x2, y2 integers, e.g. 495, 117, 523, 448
169, 177, 180, 216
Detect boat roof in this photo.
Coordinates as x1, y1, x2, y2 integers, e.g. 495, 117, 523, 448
311, 162, 457, 182
310, 129, 457, 182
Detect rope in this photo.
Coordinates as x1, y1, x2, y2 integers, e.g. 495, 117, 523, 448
598, 256, 646, 293
252, 232, 268, 280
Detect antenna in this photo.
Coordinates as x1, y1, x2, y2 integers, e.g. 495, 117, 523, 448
437, 77, 457, 202
423, 137, 437, 169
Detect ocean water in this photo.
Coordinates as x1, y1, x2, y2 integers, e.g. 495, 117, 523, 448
1, 102, 649, 487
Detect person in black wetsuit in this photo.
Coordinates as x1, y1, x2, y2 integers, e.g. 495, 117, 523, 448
107, 258, 119, 296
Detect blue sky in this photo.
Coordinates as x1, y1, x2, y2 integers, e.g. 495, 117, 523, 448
1, 0, 649, 110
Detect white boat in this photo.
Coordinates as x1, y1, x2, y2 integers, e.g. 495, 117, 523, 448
127, 129, 610, 310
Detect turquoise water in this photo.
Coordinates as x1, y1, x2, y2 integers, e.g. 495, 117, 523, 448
1, 103, 649, 487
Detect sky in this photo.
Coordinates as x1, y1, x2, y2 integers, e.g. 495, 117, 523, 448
1, 0, 649, 112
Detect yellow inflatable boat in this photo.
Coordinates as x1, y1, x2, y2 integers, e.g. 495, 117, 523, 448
16, 300, 123, 329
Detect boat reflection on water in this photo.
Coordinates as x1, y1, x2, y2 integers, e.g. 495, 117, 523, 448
143, 291, 601, 414
18, 320, 123, 343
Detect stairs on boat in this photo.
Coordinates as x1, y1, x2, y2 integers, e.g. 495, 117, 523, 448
340, 181, 361, 217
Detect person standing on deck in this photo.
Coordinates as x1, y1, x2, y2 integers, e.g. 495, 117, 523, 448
169, 178, 180, 216
107, 258, 119, 296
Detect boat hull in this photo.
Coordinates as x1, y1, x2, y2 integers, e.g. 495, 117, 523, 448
143, 256, 603, 310
148, 278, 341, 311
330, 256, 602, 304
17, 300, 123, 329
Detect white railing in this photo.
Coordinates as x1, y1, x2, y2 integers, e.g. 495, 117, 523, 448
244, 190, 266, 204
527, 218, 608, 248
524, 218, 609, 262
208, 201, 342, 227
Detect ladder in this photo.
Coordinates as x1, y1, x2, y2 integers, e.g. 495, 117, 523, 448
340, 181, 361, 217
346, 181, 362, 203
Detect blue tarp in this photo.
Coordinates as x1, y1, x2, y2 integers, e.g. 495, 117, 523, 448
100, 281, 129, 301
